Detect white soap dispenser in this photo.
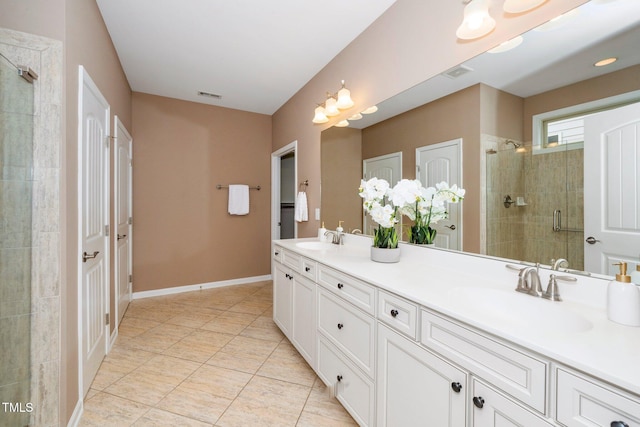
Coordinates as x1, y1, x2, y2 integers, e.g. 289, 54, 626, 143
607, 262, 640, 327
318, 222, 327, 242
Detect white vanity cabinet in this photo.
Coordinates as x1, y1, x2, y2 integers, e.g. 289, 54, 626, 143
556, 368, 640, 427
272, 246, 317, 368
471, 379, 552, 427
377, 323, 467, 427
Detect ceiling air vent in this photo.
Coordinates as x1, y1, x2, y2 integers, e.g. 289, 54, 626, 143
197, 91, 222, 99
442, 65, 474, 79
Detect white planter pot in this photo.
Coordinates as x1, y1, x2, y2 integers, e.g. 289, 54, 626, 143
370, 246, 401, 263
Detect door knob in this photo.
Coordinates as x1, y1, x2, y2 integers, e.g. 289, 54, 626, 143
586, 236, 601, 245
117, 234, 127, 240
446, 225, 456, 230
82, 251, 99, 262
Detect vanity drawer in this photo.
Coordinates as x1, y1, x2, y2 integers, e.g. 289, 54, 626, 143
556, 368, 640, 427
283, 249, 302, 272
317, 336, 375, 427
420, 309, 548, 414
318, 288, 376, 378
273, 245, 283, 263
378, 290, 418, 340
318, 265, 376, 315
300, 257, 317, 282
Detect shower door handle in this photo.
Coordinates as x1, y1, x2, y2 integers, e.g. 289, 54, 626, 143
82, 251, 100, 262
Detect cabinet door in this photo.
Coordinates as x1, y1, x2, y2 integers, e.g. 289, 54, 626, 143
377, 324, 467, 427
471, 379, 552, 427
273, 262, 293, 338
556, 368, 640, 427
292, 275, 316, 369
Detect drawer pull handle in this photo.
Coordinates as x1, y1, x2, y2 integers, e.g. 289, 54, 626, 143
337, 323, 344, 330
337, 375, 343, 382
337, 283, 344, 289
390, 309, 399, 318
473, 396, 485, 409
451, 382, 462, 393
305, 267, 311, 272
611, 422, 630, 427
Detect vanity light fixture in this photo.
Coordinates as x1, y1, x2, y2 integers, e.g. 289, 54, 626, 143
336, 80, 354, 109
312, 105, 329, 124
595, 57, 617, 67
361, 105, 378, 114
324, 94, 340, 117
488, 36, 523, 53
335, 120, 350, 127
311, 80, 356, 124
456, 0, 496, 40
503, 0, 547, 14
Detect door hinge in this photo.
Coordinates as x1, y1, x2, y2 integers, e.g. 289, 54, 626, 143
416, 165, 421, 173
105, 313, 110, 325
129, 274, 133, 283
105, 225, 110, 237
128, 217, 133, 225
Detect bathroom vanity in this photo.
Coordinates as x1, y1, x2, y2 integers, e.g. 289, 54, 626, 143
272, 235, 640, 427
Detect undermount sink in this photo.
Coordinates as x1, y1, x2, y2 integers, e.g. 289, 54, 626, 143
448, 287, 593, 335
295, 241, 336, 251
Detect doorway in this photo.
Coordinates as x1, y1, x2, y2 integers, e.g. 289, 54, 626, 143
271, 141, 297, 241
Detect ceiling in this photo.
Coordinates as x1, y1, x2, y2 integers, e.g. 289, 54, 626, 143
349, 0, 640, 128
96, 0, 396, 115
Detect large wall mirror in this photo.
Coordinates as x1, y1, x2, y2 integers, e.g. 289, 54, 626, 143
320, 0, 640, 278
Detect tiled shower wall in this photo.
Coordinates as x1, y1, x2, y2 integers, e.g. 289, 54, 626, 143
0, 50, 33, 427
484, 134, 584, 270
0, 28, 62, 427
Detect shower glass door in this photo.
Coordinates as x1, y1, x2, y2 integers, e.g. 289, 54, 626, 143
0, 52, 34, 426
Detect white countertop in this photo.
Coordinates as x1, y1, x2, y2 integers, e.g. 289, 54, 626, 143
274, 236, 640, 397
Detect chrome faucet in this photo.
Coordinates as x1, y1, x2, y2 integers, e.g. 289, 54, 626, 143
324, 230, 344, 245
351, 228, 363, 235
551, 258, 569, 271
515, 263, 543, 297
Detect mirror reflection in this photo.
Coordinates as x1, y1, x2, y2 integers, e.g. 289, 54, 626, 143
320, 0, 640, 277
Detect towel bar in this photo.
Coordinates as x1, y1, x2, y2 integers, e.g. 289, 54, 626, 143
216, 184, 261, 190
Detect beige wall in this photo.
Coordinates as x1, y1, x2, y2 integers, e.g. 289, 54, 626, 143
272, 0, 587, 240
0, 0, 65, 40
131, 93, 272, 292
321, 127, 363, 231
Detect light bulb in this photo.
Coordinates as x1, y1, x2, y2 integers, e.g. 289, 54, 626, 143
312, 106, 329, 124
336, 82, 354, 109
324, 96, 339, 116
456, 0, 495, 40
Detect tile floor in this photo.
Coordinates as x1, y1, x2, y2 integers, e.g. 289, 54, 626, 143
80, 281, 357, 426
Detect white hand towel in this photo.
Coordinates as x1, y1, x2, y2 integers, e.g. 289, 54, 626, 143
295, 191, 308, 222
228, 184, 250, 215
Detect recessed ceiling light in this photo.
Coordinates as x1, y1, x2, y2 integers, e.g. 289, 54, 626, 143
534, 8, 579, 32
335, 120, 350, 127
594, 57, 617, 67
349, 113, 363, 120
361, 106, 378, 114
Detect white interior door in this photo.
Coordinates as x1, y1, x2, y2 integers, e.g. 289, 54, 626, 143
584, 102, 640, 275
114, 116, 132, 325
78, 66, 110, 397
416, 139, 462, 250
363, 152, 402, 235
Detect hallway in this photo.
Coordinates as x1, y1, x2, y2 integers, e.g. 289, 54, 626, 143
80, 281, 357, 426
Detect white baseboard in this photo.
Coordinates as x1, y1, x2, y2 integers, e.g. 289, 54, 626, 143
108, 326, 118, 352
66, 398, 83, 427
132, 275, 272, 300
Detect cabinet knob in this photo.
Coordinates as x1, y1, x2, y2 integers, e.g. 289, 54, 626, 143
451, 382, 462, 393
337, 283, 344, 289
337, 323, 344, 330
305, 267, 311, 272
611, 422, 630, 427
390, 309, 399, 318
473, 396, 485, 409
337, 375, 343, 382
